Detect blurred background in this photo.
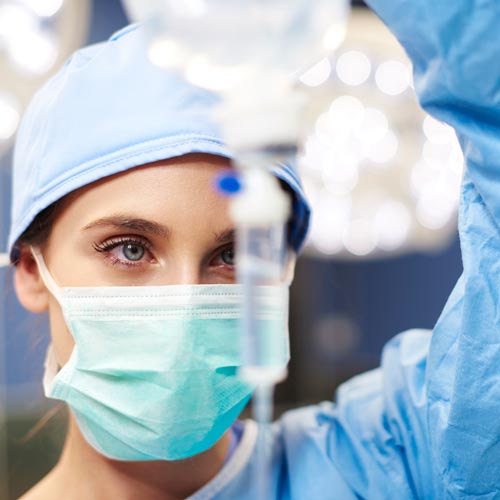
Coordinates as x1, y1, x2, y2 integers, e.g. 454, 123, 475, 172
0, 0, 462, 498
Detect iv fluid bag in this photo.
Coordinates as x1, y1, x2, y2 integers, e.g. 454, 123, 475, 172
122, 0, 350, 90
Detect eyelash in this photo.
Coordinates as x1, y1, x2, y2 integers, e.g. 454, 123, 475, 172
92, 236, 153, 268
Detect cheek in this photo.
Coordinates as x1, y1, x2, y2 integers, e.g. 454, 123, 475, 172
47, 297, 75, 366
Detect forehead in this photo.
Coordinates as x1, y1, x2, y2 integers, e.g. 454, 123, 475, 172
54, 154, 233, 234
70, 153, 229, 200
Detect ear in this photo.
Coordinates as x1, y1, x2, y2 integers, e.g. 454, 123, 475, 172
14, 248, 50, 313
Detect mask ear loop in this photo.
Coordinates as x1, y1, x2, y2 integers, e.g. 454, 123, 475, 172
0, 253, 9, 267
30, 247, 61, 300
30, 248, 64, 383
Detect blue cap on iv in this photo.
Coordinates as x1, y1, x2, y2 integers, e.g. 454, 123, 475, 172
215, 171, 242, 196
8, 24, 310, 261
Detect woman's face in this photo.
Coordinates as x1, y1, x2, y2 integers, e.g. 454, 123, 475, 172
25, 154, 235, 366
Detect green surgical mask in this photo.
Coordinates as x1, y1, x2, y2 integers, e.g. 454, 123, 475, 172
33, 249, 289, 461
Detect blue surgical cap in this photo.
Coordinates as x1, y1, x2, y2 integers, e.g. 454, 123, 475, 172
8, 24, 310, 259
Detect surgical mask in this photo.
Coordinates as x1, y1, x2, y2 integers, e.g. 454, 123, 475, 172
32, 249, 289, 461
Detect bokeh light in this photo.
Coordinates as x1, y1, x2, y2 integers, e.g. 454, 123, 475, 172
0, 94, 20, 141
336, 50, 371, 86
0, 0, 91, 158
375, 60, 410, 96
20, 0, 64, 17
299, 58, 332, 87
298, 9, 463, 259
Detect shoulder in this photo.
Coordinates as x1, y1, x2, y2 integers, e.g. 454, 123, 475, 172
17, 467, 66, 500
280, 329, 431, 443
276, 329, 433, 499
18, 484, 49, 500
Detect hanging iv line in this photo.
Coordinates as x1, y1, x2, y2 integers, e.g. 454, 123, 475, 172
121, 1, 350, 496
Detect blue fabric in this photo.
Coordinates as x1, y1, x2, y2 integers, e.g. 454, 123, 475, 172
362, 1, 500, 497
195, 1, 500, 498
7, 24, 310, 257
224, 421, 244, 465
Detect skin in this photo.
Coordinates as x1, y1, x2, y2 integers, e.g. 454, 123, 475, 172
14, 153, 253, 500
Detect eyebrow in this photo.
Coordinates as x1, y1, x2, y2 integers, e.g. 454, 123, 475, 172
214, 228, 235, 244
82, 216, 171, 238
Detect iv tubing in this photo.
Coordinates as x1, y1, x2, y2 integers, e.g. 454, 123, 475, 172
254, 383, 274, 499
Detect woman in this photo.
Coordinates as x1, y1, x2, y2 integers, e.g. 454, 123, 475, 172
10, 0, 500, 498
12, 24, 311, 500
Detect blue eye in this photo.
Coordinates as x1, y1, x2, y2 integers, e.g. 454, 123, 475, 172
220, 247, 234, 266
122, 243, 145, 261
93, 237, 152, 267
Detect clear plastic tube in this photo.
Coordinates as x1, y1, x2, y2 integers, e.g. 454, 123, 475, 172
233, 167, 290, 384
238, 224, 287, 382
233, 169, 289, 498
254, 383, 274, 499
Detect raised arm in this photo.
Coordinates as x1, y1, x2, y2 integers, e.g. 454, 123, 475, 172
362, 1, 500, 497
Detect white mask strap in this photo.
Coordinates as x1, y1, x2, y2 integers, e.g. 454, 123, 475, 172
43, 343, 60, 394
31, 247, 61, 299
0, 253, 9, 267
